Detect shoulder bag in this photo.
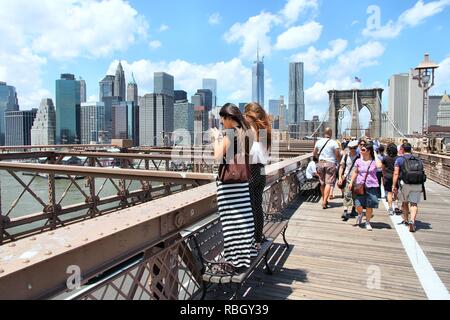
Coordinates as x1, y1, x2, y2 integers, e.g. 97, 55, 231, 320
351, 160, 373, 196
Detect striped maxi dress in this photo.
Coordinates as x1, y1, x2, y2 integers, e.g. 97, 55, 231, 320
217, 180, 258, 269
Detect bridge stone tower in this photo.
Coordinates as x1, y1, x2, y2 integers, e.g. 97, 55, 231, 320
328, 88, 383, 139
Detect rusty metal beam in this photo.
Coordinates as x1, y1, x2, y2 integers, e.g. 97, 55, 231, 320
0, 183, 218, 299
0, 144, 113, 151
0, 163, 215, 185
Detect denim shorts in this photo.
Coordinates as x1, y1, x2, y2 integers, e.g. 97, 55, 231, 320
354, 187, 379, 209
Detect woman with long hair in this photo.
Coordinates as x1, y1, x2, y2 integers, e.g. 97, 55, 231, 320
348, 140, 383, 231
211, 103, 257, 271
244, 102, 271, 250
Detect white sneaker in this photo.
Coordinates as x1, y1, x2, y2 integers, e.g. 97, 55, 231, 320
388, 208, 394, 216
366, 222, 373, 231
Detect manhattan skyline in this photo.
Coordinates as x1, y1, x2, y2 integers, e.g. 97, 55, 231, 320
0, 0, 449, 121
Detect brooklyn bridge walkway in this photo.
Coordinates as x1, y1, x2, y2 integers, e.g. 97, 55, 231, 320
209, 179, 450, 300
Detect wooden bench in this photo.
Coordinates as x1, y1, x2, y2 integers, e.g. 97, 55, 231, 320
296, 169, 320, 196
187, 215, 289, 300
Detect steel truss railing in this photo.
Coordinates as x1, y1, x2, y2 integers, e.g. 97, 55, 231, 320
0, 152, 215, 244
0, 153, 312, 300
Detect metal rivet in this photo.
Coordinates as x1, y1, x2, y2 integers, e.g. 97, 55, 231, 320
65, 227, 70, 230
126, 223, 130, 226
113, 228, 117, 231
65, 244, 71, 248
45, 251, 52, 256
30, 237, 36, 241
99, 233, 104, 236
9, 243, 16, 247
49, 232, 54, 235
83, 238, 88, 242
23, 259, 30, 263
0, 268, 4, 273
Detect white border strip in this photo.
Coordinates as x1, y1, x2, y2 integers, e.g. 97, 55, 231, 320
382, 199, 450, 300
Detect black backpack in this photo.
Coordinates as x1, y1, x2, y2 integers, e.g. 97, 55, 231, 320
400, 155, 427, 185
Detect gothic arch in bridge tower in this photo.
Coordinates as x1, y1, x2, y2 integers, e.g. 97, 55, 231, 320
328, 88, 383, 139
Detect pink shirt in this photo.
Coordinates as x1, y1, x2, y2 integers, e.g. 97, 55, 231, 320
355, 159, 379, 188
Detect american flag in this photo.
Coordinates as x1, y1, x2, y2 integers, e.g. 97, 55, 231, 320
354, 76, 362, 83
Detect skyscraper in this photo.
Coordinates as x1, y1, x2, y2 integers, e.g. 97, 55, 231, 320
5, 109, 37, 146
269, 99, 280, 117
102, 96, 122, 143
79, 77, 86, 103
288, 62, 305, 124
388, 71, 423, 135
80, 102, 105, 144
429, 95, 444, 126
252, 50, 264, 107
408, 68, 424, 134
31, 98, 56, 146
154, 72, 174, 97
174, 90, 188, 102
279, 96, 287, 131
99, 75, 115, 101
114, 61, 126, 100
112, 101, 128, 139
127, 101, 139, 146
202, 79, 217, 108
437, 93, 450, 126
127, 72, 138, 104
0, 81, 19, 145
174, 100, 194, 145
139, 93, 174, 146
388, 73, 409, 136
55, 74, 81, 144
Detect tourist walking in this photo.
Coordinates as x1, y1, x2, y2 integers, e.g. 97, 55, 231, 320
376, 144, 385, 198
244, 102, 271, 249
211, 103, 257, 270
338, 140, 360, 221
348, 141, 383, 231
392, 143, 427, 232
382, 143, 399, 215
313, 128, 342, 209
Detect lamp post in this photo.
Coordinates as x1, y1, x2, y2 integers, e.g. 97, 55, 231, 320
414, 53, 439, 136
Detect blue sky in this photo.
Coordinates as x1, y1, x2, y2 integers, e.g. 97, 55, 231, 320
1, 0, 449, 121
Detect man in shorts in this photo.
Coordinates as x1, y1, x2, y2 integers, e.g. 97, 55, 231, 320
393, 143, 424, 232
313, 128, 342, 209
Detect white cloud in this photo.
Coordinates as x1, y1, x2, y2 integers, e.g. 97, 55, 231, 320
363, 0, 450, 39
280, 0, 318, 26
352, 20, 359, 26
327, 41, 385, 79
158, 24, 169, 32
291, 39, 348, 74
0, 0, 148, 108
0, 0, 149, 60
274, 21, 322, 50
208, 13, 222, 25
224, 11, 282, 60
149, 40, 162, 50
432, 56, 450, 95
107, 58, 272, 105
87, 94, 97, 103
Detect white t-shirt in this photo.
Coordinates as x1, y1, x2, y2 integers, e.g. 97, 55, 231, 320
250, 141, 269, 165
306, 161, 317, 179
315, 138, 340, 163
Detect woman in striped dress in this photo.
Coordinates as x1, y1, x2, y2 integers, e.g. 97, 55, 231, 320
211, 103, 257, 270
244, 102, 271, 250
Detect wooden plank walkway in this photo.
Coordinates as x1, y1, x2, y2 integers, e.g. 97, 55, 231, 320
207, 180, 450, 300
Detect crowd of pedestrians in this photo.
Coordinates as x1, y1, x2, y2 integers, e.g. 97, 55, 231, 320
313, 132, 427, 232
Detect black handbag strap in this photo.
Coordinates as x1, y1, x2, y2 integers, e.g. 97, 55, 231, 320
318, 139, 330, 157
362, 160, 374, 186
343, 155, 360, 180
